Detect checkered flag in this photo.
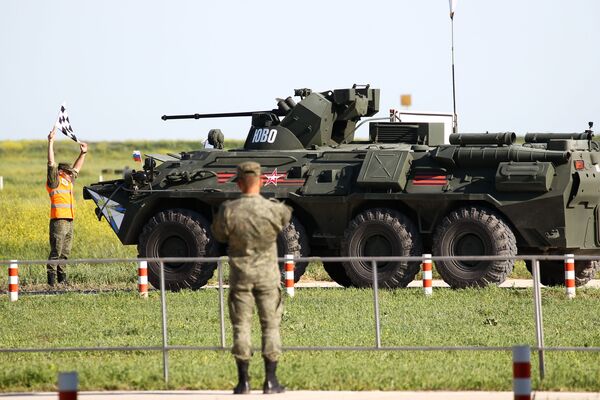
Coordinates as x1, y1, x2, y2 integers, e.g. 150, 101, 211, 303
55, 102, 80, 143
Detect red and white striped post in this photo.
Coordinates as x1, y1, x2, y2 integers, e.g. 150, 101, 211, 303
565, 254, 575, 299
512, 345, 531, 400
8, 261, 18, 302
58, 371, 78, 400
422, 254, 433, 296
138, 261, 148, 298
284, 254, 295, 297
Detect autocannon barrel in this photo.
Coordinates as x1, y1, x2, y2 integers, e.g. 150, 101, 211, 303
454, 146, 571, 167
161, 110, 286, 121
449, 132, 516, 146
524, 132, 593, 143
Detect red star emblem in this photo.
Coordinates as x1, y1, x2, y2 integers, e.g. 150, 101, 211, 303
263, 168, 285, 186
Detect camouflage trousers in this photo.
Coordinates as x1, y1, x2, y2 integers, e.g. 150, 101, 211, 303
228, 286, 283, 362
47, 218, 74, 276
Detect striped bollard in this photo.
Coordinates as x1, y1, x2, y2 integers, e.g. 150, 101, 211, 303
58, 371, 78, 400
422, 254, 432, 296
138, 261, 148, 298
8, 261, 18, 302
565, 254, 575, 299
512, 345, 531, 400
284, 254, 295, 297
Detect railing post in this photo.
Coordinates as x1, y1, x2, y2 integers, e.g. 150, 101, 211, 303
159, 261, 169, 385
422, 254, 433, 296
138, 261, 148, 298
218, 258, 226, 348
371, 260, 381, 348
284, 254, 295, 297
8, 261, 18, 302
531, 257, 545, 380
565, 254, 576, 299
512, 345, 532, 400
58, 371, 78, 400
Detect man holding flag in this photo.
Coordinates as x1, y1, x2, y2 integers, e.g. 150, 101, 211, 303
46, 124, 88, 286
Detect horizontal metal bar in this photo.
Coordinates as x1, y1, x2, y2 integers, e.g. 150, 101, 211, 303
4, 254, 600, 266
2, 345, 600, 354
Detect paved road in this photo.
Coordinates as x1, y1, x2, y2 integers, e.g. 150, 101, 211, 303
2, 390, 599, 400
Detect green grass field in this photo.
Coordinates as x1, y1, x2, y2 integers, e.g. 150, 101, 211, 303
1, 140, 599, 392
1, 287, 599, 392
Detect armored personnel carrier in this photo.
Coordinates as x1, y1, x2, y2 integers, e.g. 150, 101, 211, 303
84, 85, 600, 290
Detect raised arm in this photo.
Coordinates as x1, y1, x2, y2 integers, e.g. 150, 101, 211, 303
47, 127, 56, 165
72, 142, 88, 173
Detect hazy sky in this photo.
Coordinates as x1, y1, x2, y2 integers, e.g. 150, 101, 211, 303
1, 0, 599, 143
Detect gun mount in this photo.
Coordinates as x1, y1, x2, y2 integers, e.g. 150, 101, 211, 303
162, 85, 380, 150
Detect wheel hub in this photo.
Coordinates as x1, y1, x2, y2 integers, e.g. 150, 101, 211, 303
159, 235, 189, 268
454, 233, 485, 268
361, 233, 393, 269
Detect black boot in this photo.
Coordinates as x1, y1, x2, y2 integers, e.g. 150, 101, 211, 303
57, 270, 67, 285
233, 360, 250, 394
263, 359, 285, 394
47, 270, 56, 287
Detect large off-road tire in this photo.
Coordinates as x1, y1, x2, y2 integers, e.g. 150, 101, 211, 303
340, 208, 422, 288
323, 261, 354, 288
432, 207, 517, 288
138, 209, 217, 291
277, 217, 310, 283
526, 259, 599, 287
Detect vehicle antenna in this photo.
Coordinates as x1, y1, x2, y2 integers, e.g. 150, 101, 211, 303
449, 0, 458, 134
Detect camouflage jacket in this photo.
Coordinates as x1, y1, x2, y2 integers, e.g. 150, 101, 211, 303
212, 194, 292, 290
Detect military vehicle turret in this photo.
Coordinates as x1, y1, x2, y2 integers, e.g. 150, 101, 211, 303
84, 85, 600, 290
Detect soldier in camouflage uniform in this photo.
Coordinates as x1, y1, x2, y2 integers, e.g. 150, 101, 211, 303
46, 127, 88, 286
212, 161, 292, 395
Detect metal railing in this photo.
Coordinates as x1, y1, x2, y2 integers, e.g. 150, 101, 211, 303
2, 254, 600, 385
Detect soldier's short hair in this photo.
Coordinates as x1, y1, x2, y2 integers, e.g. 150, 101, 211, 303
237, 161, 261, 177
236, 161, 261, 186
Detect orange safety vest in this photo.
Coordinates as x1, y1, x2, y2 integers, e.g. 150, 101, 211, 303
47, 171, 75, 219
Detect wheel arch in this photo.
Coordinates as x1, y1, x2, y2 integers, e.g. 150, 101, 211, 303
122, 197, 214, 245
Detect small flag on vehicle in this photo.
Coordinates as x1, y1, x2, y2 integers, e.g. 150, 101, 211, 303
133, 150, 142, 162
55, 102, 80, 143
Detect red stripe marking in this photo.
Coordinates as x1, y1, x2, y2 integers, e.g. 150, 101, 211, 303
59, 391, 78, 400
138, 284, 148, 292
413, 175, 448, 186
422, 263, 432, 271
565, 262, 575, 271
565, 279, 575, 287
513, 362, 531, 378
423, 280, 432, 288
138, 269, 148, 277
413, 181, 447, 186
9, 284, 18, 292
